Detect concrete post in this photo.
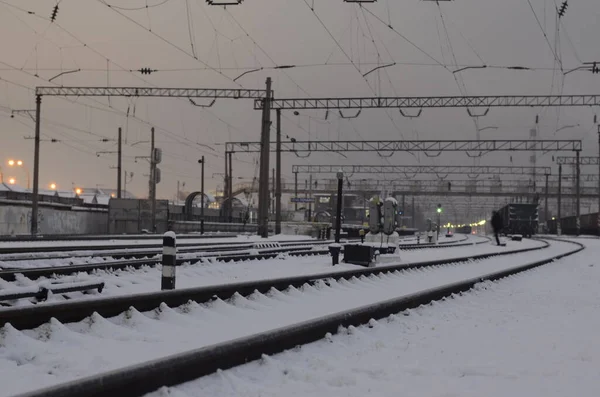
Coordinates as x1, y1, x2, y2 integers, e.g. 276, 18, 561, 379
161, 231, 177, 290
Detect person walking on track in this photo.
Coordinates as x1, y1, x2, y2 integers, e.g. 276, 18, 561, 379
491, 210, 503, 246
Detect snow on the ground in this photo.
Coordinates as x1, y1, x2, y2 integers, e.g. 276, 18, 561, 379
1, 237, 539, 306
148, 238, 597, 397
0, 233, 316, 250
0, 239, 576, 396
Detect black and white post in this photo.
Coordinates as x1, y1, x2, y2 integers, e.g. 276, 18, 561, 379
161, 231, 177, 290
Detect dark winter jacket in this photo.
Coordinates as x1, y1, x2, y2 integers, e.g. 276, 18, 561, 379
491, 212, 503, 232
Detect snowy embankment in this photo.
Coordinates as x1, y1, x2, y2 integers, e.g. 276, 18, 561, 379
0, 239, 574, 396
2, 237, 539, 306
147, 237, 598, 397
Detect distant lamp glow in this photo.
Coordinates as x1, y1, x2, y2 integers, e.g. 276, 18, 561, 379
552, 217, 556, 220
49, 183, 57, 190
75, 188, 82, 195
16, 160, 23, 166
7, 160, 14, 166
8, 177, 16, 185
110, 193, 116, 198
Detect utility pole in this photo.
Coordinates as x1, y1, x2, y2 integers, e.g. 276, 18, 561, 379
597, 125, 600, 235
117, 127, 122, 198
258, 77, 272, 238
31, 95, 42, 235
199, 156, 205, 234
275, 109, 282, 235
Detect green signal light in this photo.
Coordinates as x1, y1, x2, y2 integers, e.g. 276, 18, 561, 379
437, 208, 442, 213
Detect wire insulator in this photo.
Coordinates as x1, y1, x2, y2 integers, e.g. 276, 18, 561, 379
50, 5, 59, 22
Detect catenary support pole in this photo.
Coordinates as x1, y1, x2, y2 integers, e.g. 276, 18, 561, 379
275, 109, 282, 234
294, 172, 298, 211
150, 127, 156, 233
597, 125, 600, 235
558, 164, 562, 235
335, 175, 343, 243
328, 171, 344, 266
31, 95, 42, 235
272, 168, 275, 216
223, 152, 228, 222
161, 231, 177, 290
200, 156, 205, 235
411, 196, 415, 229
576, 150, 581, 235
308, 173, 313, 221
544, 173, 549, 232
258, 77, 272, 238
117, 127, 122, 198
228, 152, 233, 222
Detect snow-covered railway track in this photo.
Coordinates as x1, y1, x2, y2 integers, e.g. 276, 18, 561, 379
0, 236, 486, 287
0, 239, 329, 263
0, 239, 576, 396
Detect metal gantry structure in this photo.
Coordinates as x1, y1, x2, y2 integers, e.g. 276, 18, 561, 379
29, 85, 271, 235
255, 95, 600, 110
28, 83, 600, 236
252, 92, 598, 236
228, 137, 583, 235
292, 164, 552, 175
226, 139, 582, 154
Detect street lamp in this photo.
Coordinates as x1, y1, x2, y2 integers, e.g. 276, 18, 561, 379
75, 188, 82, 195
7, 159, 30, 189
49, 183, 57, 190
8, 177, 16, 185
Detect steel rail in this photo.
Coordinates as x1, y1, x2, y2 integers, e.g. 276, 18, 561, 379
11, 238, 583, 397
0, 239, 325, 259
0, 239, 549, 330
0, 237, 480, 282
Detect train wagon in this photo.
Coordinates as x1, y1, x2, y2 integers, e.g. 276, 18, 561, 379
549, 212, 600, 235
498, 203, 538, 237
455, 225, 472, 235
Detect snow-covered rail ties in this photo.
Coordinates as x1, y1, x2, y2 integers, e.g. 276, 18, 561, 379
1, 238, 581, 397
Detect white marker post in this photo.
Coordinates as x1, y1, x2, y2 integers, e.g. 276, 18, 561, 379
161, 231, 177, 290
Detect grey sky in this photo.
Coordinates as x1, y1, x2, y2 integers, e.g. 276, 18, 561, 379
0, 0, 598, 202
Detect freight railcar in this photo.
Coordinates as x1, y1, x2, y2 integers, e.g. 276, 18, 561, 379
548, 212, 600, 235
497, 203, 538, 237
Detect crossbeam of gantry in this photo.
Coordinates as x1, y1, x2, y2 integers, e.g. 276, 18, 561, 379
287, 179, 599, 199
556, 156, 600, 165
254, 95, 600, 110
36, 86, 271, 99
225, 139, 582, 153
291, 165, 552, 176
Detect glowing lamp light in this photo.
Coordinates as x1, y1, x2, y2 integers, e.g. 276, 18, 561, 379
75, 188, 82, 195
49, 183, 57, 190
7, 160, 14, 166
8, 177, 16, 185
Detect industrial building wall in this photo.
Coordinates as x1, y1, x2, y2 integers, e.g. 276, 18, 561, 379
0, 202, 108, 236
